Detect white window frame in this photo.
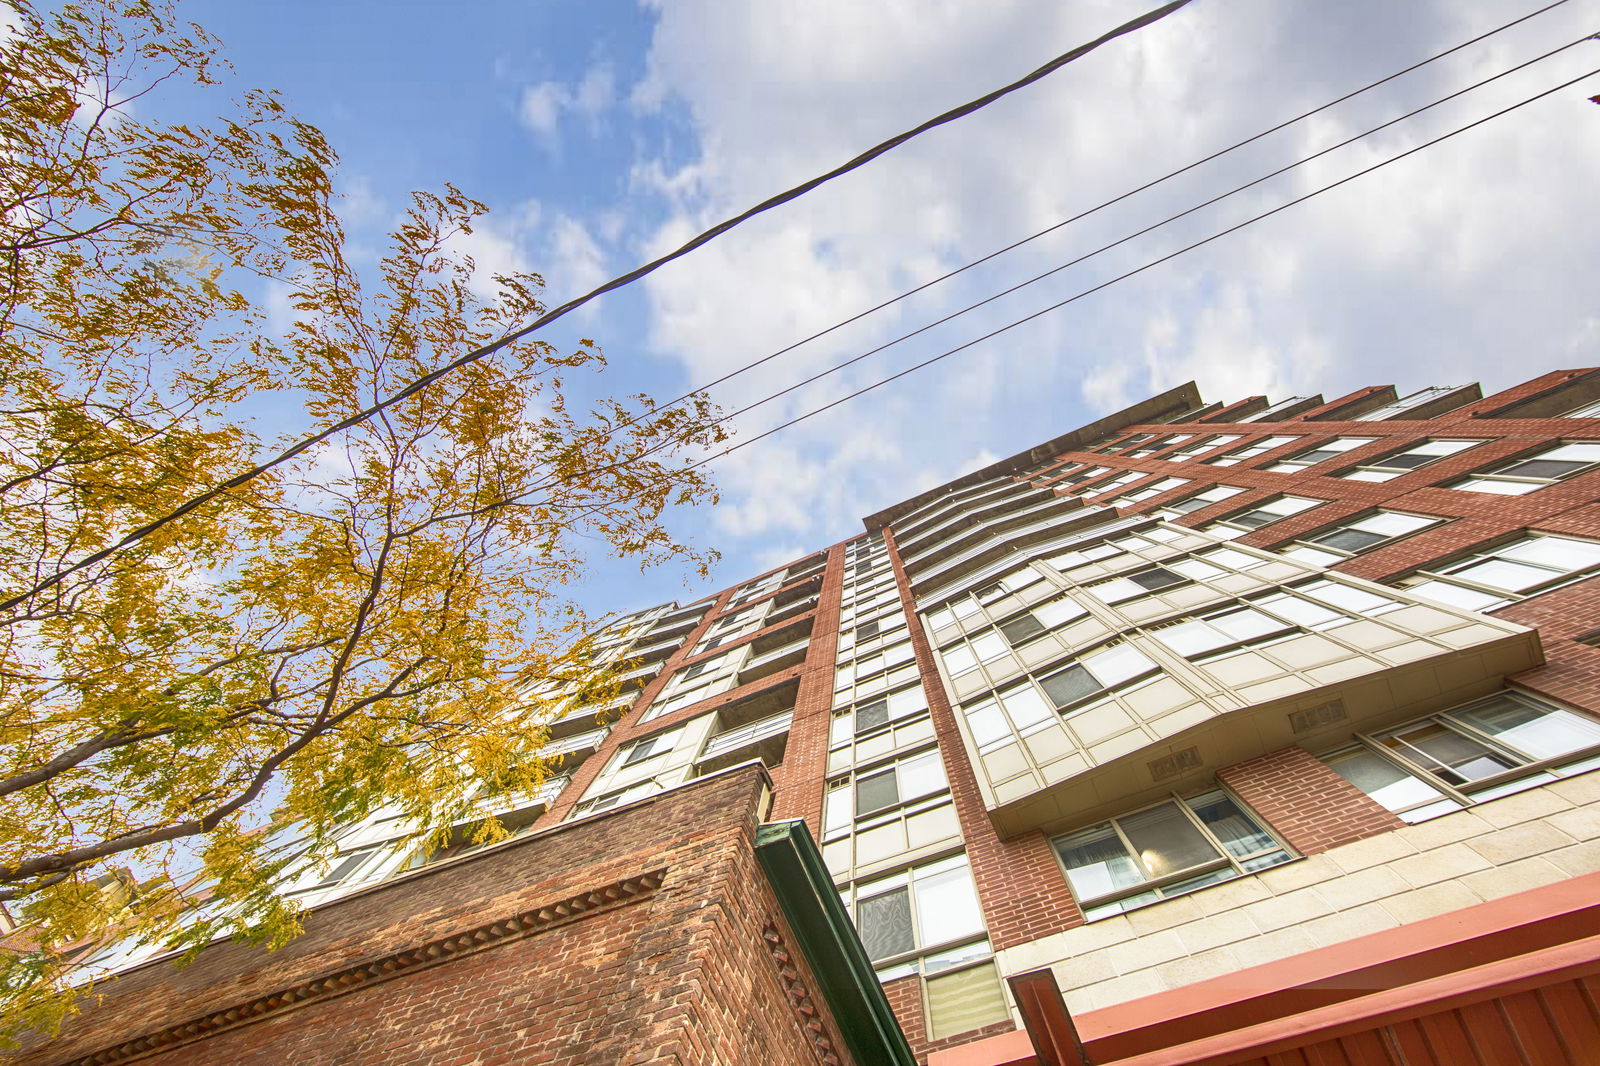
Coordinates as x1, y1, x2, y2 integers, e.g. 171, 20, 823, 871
1204, 494, 1326, 537
1265, 436, 1375, 472
1279, 510, 1445, 566
1202, 435, 1303, 466
1323, 691, 1600, 822
1395, 533, 1600, 611
1052, 789, 1293, 921
1447, 441, 1600, 495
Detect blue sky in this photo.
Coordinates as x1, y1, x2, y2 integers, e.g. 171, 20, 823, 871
174, 0, 1600, 618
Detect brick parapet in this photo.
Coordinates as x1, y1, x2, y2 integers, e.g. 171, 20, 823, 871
22, 769, 861, 1066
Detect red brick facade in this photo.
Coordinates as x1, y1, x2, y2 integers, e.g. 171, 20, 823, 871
20, 770, 860, 1066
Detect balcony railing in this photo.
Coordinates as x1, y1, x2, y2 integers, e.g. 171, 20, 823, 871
699, 711, 793, 761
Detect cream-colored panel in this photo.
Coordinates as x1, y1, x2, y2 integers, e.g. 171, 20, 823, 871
1025, 727, 1082, 764
856, 822, 906, 866
1307, 657, 1381, 684
1379, 640, 1448, 666
1326, 620, 1408, 651
983, 743, 1031, 782
1268, 634, 1350, 670
1205, 652, 1284, 687
907, 804, 961, 850
1235, 675, 1312, 705
1069, 704, 1137, 746
1123, 677, 1193, 718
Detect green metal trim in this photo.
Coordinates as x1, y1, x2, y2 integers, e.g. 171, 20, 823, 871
755, 819, 918, 1066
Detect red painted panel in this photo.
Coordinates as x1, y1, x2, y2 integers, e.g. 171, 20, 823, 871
1538, 983, 1600, 1063
1416, 1010, 1481, 1066
1455, 999, 1527, 1066
1501, 988, 1573, 1065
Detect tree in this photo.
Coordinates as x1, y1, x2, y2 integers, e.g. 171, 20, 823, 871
0, 0, 722, 1037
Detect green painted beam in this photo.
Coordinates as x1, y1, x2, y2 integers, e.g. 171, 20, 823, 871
755, 819, 918, 1066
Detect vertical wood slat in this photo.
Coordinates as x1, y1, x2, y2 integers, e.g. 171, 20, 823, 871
1455, 998, 1527, 1066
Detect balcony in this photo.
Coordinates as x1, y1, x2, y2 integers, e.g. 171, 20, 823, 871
695, 710, 794, 775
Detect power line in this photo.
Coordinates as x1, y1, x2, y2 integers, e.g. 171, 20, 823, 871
687, 30, 1597, 442
648, 0, 1577, 418
0, 0, 1197, 616
689, 66, 1600, 470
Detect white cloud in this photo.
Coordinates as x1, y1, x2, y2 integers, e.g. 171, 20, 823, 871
612, 0, 1600, 562
517, 64, 616, 142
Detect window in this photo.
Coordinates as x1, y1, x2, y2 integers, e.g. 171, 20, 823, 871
1036, 643, 1158, 711
1090, 564, 1189, 603
1338, 439, 1481, 482
1053, 790, 1292, 919
1350, 385, 1469, 421
1265, 436, 1375, 472
1325, 692, 1600, 821
830, 747, 948, 822
1562, 398, 1600, 418
1110, 476, 1191, 507
1156, 484, 1245, 517
1280, 511, 1444, 566
1448, 442, 1600, 495
1128, 433, 1194, 457
1203, 435, 1302, 465
1161, 435, 1242, 462
570, 779, 659, 817
1079, 470, 1145, 497
1206, 495, 1325, 537
842, 854, 986, 968
1151, 604, 1296, 660
620, 727, 679, 767
1396, 533, 1600, 610
831, 685, 929, 749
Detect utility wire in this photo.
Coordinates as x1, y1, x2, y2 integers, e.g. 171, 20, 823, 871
0, 0, 1197, 616
685, 31, 1597, 443
687, 66, 1600, 470
643, 0, 1577, 419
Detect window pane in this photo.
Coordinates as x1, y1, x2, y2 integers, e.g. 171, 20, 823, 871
858, 887, 915, 960
1405, 578, 1504, 611
1085, 644, 1156, 686
856, 770, 900, 815
1156, 620, 1228, 658
999, 683, 1054, 730
1314, 528, 1388, 552
856, 700, 890, 732
1448, 558, 1555, 593
1498, 537, 1600, 573
899, 750, 948, 800
1452, 699, 1600, 761
1041, 664, 1101, 708
1118, 802, 1221, 878
914, 866, 985, 946
1056, 825, 1143, 899
1188, 792, 1275, 858
999, 613, 1046, 646
971, 631, 1008, 663
1326, 749, 1455, 816
926, 962, 1010, 1041
1036, 598, 1087, 627
1130, 567, 1186, 592
1384, 723, 1518, 786
1209, 607, 1284, 642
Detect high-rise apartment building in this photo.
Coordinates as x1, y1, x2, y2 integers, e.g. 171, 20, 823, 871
27, 368, 1600, 1066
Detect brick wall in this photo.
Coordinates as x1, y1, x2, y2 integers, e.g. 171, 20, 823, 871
20, 769, 859, 1066
1217, 746, 1404, 855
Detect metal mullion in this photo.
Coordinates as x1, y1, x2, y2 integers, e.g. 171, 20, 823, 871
1353, 732, 1475, 807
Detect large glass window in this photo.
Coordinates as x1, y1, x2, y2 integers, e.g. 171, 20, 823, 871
1205, 495, 1326, 537
1154, 484, 1246, 519
1053, 790, 1292, 920
1448, 442, 1600, 495
843, 854, 987, 966
1280, 511, 1444, 566
1265, 436, 1375, 472
1109, 476, 1191, 507
1396, 533, 1600, 611
1337, 439, 1482, 482
1203, 435, 1302, 466
1325, 692, 1600, 821
1162, 435, 1241, 462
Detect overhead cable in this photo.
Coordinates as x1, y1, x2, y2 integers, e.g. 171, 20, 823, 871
0, 0, 1198, 615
